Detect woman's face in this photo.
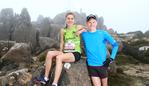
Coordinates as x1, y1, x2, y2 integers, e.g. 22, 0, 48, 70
66, 14, 75, 27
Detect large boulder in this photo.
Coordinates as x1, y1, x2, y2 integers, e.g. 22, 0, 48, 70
36, 17, 51, 37
0, 23, 10, 40
39, 37, 57, 51
12, 8, 38, 49
1, 43, 31, 67
0, 68, 32, 86
0, 40, 16, 57
31, 59, 92, 86
12, 25, 38, 49
0, 8, 15, 40
49, 24, 62, 42
122, 42, 149, 63
144, 30, 149, 37
60, 59, 92, 86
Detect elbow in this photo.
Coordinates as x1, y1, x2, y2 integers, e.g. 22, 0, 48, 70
113, 42, 118, 47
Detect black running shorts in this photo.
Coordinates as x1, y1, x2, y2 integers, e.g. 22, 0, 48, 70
72, 52, 81, 62
87, 66, 108, 78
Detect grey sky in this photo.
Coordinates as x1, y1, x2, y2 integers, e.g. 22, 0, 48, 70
0, 0, 149, 33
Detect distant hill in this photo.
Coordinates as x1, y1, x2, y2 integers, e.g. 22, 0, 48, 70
144, 30, 149, 37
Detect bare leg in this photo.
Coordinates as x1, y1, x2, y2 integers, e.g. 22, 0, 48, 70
101, 77, 108, 86
53, 53, 75, 84
91, 77, 101, 86
44, 51, 63, 78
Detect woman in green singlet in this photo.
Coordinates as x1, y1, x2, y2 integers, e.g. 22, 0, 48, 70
35, 12, 84, 86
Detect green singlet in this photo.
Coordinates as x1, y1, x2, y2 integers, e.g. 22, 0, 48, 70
63, 25, 81, 53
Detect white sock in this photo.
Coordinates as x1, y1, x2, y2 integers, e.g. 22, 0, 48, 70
44, 77, 49, 81
52, 83, 57, 86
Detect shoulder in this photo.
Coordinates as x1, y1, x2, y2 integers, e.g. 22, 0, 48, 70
95, 29, 103, 34
60, 28, 64, 31
97, 29, 108, 34
60, 28, 64, 34
96, 30, 109, 37
82, 31, 88, 36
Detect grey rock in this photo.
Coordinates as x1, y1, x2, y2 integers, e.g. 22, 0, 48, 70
1, 43, 31, 67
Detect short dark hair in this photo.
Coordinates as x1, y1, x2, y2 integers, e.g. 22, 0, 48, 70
86, 14, 97, 22
65, 12, 75, 18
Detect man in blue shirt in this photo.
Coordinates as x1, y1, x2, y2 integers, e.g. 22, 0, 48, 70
82, 14, 119, 86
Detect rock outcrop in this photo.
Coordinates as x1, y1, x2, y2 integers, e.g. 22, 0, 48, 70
1, 43, 31, 67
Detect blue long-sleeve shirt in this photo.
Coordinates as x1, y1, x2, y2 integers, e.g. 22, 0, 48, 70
82, 30, 118, 66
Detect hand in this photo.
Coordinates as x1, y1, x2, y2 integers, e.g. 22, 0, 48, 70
76, 27, 87, 36
103, 58, 114, 67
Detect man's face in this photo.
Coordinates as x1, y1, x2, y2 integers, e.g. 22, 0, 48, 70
86, 18, 97, 29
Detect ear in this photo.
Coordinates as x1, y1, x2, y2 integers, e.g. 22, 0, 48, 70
86, 22, 88, 26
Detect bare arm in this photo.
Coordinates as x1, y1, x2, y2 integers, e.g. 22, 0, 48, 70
60, 29, 64, 52
76, 25, 87, 36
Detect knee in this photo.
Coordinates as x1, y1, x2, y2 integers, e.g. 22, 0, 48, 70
56, 55, 62, 62
46, 51, 54, 59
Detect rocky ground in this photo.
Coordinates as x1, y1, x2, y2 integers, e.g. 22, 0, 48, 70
0, 44, 149, 86
123, 64, 149, 80
112, 54, 149, 86
120, 63, 149, 86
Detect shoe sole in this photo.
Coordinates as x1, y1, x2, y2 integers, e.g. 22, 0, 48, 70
32, 77, 47, 85
40, 81, 46, 84
33, 80, 46, 85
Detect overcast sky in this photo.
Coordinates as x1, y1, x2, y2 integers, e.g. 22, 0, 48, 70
0, 0, 149, 33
